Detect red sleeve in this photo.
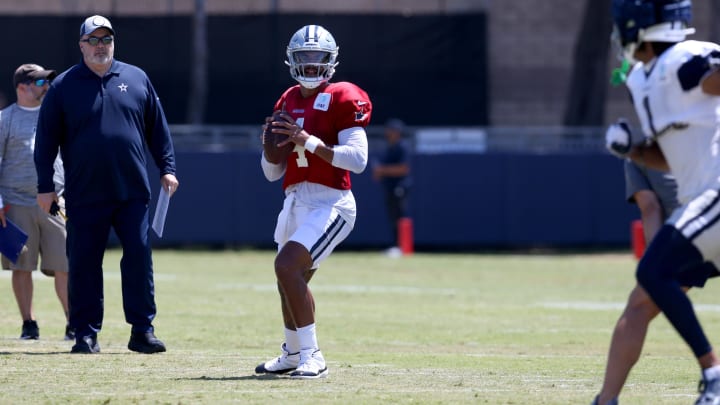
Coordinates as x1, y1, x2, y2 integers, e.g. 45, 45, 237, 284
328, 82, 373, 131
273, 86, 299, 112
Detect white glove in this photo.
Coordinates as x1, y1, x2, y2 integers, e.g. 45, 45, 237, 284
605, 119, 632, 158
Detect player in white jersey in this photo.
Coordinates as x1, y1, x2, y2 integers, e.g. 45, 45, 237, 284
603, 1, 720, 404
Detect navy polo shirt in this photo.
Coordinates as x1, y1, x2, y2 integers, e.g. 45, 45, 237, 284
35, 60, 176, 208
380, 140, 410, 191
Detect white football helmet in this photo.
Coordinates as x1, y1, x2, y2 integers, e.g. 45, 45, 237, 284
285, 25, 339, 89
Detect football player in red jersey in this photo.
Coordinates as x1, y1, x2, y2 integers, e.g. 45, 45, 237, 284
256, 24, 372, 379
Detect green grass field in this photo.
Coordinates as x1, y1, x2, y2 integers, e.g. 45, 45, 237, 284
0, 249, 717, 404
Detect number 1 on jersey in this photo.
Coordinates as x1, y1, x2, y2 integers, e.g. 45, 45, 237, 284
294, 117, 309, 167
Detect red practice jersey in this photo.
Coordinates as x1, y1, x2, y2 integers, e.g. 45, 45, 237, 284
273, 81, 372, 190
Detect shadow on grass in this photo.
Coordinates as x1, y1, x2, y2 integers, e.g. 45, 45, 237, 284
0, 351, 172, 356
0, 351, 71, 355
180, 374, 286, 381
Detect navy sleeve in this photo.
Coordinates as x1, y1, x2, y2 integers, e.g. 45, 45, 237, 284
34, 85, 64, 194
398, 142, 409, 164
144, 79, 176, 176
677, 50, 720, 91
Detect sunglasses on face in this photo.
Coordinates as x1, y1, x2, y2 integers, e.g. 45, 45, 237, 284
26, 79, 49, 87
80, 35, 113, 46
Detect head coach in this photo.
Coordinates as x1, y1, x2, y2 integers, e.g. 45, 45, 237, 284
34, 15, 179, 354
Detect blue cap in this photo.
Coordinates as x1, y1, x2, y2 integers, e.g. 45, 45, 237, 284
385, 118, 405, 133
80, 15, 114, 37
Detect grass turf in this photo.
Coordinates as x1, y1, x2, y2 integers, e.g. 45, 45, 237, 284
0, 249, 715, 404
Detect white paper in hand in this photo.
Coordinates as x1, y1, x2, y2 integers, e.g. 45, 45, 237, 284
152, 187, 170, 238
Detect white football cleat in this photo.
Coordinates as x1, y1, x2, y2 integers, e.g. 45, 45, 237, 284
696, 375, 720, 405
290, 349, 328, 379
255, 343, 300, 374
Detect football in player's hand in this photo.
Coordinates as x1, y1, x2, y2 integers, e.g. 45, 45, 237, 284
263, 111, 293, 164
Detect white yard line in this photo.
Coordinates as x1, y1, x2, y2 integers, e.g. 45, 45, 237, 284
215, 282, 458, 295
539, 301, 720, 312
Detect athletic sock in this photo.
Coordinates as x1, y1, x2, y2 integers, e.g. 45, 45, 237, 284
702, 365, 720, 381
284, 328, 300, 353
296, 323, 318, 351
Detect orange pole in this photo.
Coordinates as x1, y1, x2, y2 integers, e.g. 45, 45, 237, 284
398, 217, 414, 256
631, 219, 645, 260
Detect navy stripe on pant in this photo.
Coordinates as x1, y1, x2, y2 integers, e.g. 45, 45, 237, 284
636, 225, 713, 358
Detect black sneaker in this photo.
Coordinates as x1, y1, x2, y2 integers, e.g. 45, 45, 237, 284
20, 320, 39, 340
128, 331, 166, 354
64, 324, 76, 341
71, 335, 100, 354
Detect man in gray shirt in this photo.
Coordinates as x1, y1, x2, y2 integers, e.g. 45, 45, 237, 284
0, 64, 71, 340
593, 160, 679, 405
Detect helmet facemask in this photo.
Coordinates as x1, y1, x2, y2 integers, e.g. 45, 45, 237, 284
285, 25, 339, 89
611, 25, 639, 64
286, 49, 338, 89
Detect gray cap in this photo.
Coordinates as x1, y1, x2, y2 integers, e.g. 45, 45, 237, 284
79, 15, 114, 37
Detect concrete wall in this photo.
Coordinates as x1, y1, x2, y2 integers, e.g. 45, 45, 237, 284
485, 1, 714, 126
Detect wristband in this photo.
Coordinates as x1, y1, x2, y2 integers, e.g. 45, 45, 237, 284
304, 135, 323, 153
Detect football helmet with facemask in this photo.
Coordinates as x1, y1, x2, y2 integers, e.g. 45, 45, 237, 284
285, 25, 339, 89
611, 0, 695, 62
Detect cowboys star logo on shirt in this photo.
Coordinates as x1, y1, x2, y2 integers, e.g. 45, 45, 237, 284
355, 100, 368, 121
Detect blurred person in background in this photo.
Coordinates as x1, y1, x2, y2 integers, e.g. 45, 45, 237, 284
0, 63, 72, 341
372, 118, 411, 257
593, 159, 678, 405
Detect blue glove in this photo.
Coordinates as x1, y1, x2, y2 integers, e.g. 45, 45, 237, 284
605, 119, 632, 158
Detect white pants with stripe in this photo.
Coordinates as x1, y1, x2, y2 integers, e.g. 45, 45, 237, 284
669, 187, 720, 265
274, 182, 356, 269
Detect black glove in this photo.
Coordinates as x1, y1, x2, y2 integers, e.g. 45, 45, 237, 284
49, 201, 60, 216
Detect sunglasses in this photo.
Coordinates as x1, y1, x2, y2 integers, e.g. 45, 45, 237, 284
26, 79, 49, 87
80, 35, 113, 46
